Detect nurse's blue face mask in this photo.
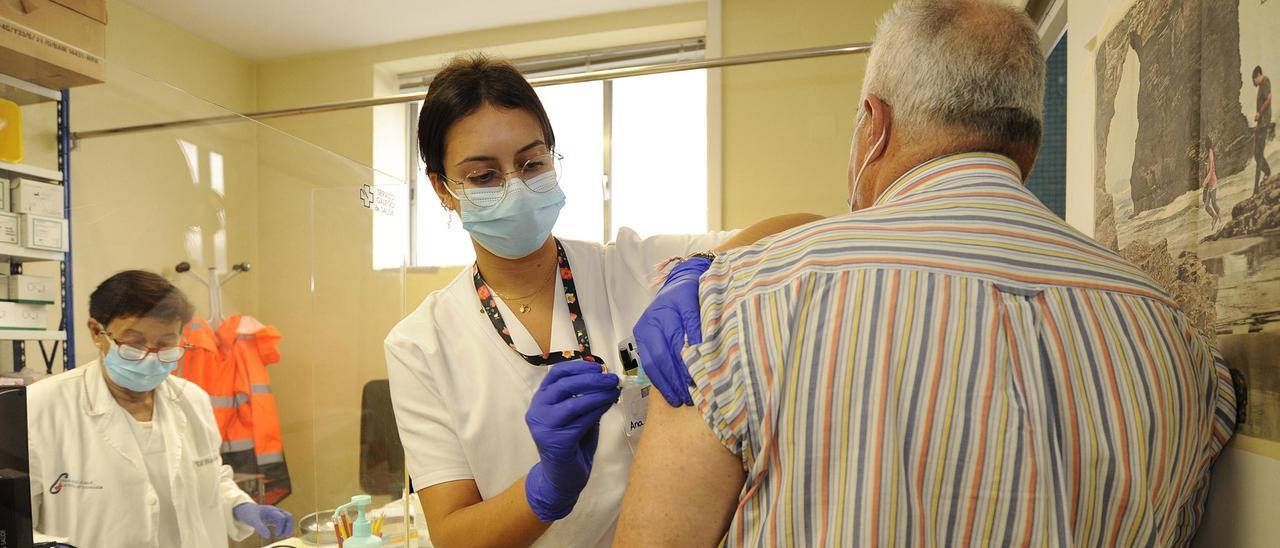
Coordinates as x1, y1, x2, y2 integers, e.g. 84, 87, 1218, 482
100, 334, 181, 393
447, 153, 566, 259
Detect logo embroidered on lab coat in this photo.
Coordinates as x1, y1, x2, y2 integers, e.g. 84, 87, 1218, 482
48, 473, 101, 494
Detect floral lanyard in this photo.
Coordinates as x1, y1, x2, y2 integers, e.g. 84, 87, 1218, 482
473, 239, 602, 366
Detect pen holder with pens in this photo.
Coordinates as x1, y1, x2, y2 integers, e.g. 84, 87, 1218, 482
332, 495, 385, 548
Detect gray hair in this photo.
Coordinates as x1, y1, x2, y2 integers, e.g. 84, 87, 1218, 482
861, 0, 1045, 150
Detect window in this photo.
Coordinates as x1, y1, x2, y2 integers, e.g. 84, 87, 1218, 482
530, 81, 605, 244
391, 40, 709, 268
611, 70, 708, 238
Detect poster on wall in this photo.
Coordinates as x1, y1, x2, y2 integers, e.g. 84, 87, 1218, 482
1092, 0, 1279, 449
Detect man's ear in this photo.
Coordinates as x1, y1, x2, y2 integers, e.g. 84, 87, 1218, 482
864, 94, 892, 164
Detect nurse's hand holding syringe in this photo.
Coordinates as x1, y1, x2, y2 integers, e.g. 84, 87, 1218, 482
524, 360, 622, 522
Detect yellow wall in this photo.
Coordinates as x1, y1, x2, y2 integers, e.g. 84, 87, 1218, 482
1065, 1, 1280, 545
719, 0, 894, 227
101, 0, 257, 113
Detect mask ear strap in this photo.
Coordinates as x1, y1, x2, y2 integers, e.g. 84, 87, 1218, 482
850, 127, 887, 210
864, 130, 886, 170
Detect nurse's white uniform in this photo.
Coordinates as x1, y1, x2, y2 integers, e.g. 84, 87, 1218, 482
26, 360, 254, 547
385, 227, 732, 548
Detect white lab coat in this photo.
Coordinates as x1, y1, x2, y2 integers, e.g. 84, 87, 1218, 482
386, 228, 733, 548
26, 359, 254, 548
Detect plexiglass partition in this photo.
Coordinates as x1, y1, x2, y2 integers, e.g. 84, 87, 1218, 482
23, 60, 425, 547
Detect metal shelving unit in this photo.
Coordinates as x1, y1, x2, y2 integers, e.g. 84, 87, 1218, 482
0, 330, 65, 341
0, 242, 65, 263
0, 161, 62, 182
2, 77, 74, 376
58, 88, 75, 370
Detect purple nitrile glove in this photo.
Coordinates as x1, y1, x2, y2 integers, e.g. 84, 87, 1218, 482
524, 360, 621, 522
233, 502, 295, 539
633, 257, 712, 407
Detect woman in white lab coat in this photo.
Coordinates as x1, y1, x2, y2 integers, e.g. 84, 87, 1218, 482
384, 54, 816, 548
26, 271, 294, 547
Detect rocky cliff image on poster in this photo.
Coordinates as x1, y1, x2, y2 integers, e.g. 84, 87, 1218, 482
1092, 0, 1279, 444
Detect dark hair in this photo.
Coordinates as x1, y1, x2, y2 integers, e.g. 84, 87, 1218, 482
1255, 65, 1264, 78
89, 270, 195, 327
417, 54, 555, 177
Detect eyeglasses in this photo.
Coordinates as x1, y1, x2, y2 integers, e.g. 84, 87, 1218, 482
103, 331, 193, 364
440, 151, 564, 208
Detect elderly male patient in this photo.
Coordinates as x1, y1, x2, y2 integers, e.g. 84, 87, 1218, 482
616, 0, 1238, 546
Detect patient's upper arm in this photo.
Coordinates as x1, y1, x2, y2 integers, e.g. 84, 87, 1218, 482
613, 394, 745, 548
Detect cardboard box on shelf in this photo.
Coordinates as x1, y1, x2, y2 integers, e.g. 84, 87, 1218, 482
0, 177, 9, 211
0, 300, 45, 330
0, 0, 104, 89
11, 178, 61, 217
8, 274, 52, 303
0, 274, 9, 300
0, 211, 18, 246
19, 213, 63, 252
50, 0, 105, 24
0, 0, 102, 55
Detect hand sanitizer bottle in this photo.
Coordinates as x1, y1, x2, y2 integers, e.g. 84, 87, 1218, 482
333, 495, 383, 548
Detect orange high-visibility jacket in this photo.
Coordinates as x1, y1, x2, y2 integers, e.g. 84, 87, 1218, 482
178, 319, 239, 442
178, 315, 292, 505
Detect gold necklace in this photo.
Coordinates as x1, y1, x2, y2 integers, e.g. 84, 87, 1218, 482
492, 269, 557, 314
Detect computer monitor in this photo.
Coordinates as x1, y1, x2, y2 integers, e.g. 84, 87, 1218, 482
0, 386, 33, 548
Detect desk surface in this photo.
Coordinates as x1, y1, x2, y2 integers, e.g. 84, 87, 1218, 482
267, 532, 427, 548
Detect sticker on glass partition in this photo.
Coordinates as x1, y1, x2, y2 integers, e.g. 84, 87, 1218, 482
359, 184, 397, 216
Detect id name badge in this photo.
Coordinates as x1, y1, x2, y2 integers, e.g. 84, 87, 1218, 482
620, 378, 650, 454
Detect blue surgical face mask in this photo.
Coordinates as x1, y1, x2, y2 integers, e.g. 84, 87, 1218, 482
460, 171, 566, 259
101, 338, 176, 393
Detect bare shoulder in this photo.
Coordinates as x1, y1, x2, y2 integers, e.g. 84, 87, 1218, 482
614, 397, 744, 548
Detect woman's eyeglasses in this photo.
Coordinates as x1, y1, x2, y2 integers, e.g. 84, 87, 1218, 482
440, 151, 564, 208
103, 331, 193, 363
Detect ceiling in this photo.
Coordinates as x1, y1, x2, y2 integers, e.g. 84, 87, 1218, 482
123, 0, 694, 62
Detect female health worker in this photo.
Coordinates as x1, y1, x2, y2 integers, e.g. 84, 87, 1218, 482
384, 54, 817, 548
26, 271, 294, 547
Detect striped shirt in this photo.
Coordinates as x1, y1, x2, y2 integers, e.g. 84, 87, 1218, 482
686, 153, 1237, 547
